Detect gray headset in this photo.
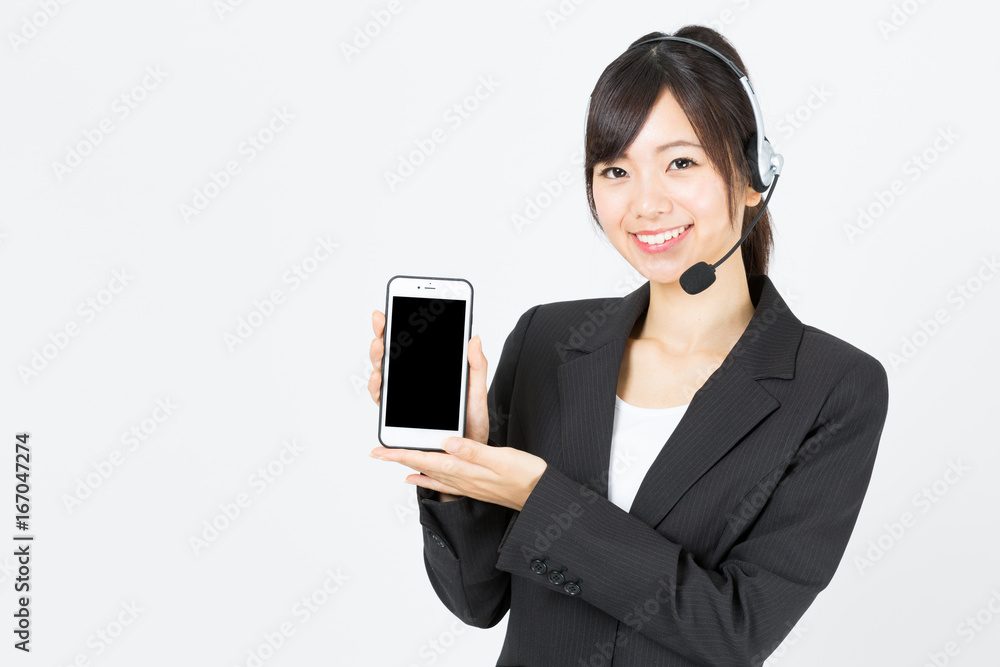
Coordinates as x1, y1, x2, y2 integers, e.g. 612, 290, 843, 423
631, 35, 783, 192
628, 35, 784, 293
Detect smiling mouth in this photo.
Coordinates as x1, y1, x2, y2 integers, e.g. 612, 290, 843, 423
631, 224, 692, 245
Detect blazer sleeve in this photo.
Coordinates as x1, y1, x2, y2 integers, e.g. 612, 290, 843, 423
494, 354, 890, 665
415, 304, 540, 628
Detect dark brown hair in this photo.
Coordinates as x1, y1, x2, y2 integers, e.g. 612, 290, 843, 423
584, 25, 773, 277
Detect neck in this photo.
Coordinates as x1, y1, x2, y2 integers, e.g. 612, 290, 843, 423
633, 261, 756, 355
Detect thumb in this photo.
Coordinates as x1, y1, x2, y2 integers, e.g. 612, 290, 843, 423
464, 335, 490, 445
444, 436, 486, 465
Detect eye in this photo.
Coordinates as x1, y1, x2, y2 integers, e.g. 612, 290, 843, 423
671, 157, 697, 170
598, 166, 628, 179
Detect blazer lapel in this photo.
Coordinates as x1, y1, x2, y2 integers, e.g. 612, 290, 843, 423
553, 274, 804, 528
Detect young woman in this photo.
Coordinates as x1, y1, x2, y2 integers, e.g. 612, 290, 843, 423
368, 25, 889, 667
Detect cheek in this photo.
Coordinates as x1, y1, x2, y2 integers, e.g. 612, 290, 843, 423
679, 178, 727, 217
592, 185, 624, 221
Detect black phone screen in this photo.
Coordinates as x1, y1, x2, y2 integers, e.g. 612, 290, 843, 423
384, 296, 467, 431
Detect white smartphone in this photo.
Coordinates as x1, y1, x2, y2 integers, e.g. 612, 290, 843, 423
378, 275, 474, 451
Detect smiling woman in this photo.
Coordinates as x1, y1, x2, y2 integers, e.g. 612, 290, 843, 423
369, 23, 889, 667
584, 30, 773, 279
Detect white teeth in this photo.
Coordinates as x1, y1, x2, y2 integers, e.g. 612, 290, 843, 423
635, 225, 689, 245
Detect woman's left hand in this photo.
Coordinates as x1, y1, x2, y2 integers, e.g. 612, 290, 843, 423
370, 438, 548, 512
369, 333, 546, 512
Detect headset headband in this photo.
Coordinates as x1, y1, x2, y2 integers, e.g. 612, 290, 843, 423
631, 35, 783, 191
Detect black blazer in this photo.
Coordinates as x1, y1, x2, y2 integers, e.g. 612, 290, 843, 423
416, 274, 889, 667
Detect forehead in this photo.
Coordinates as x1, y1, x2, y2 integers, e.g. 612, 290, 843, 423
629, 88, 700, 149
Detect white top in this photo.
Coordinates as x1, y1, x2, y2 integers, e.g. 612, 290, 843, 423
608, 394, 690, 513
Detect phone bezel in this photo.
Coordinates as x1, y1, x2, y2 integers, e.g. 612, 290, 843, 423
378, 274, 474, 452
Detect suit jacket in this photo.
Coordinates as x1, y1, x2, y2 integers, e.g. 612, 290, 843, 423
416, 274, 889, 667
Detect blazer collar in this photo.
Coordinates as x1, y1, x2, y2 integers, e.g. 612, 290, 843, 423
553, 274, 804, 526
557, 274, 801, 380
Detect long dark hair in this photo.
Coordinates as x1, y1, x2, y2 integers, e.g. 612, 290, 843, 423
584, 25, 773, 277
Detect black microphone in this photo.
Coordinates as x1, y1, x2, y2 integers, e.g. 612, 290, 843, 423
679, 173, 780, 295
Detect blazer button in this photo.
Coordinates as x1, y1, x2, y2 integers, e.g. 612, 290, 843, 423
563, 581, 581, 596
430, 533, 446, 548
529, 559, 547, 575
547, 570, 566, 586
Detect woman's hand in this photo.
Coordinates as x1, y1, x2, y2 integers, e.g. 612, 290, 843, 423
371, 437, 548, 512
367, 309, 546, 510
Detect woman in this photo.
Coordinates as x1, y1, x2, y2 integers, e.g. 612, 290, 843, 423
368, 25, 889, 667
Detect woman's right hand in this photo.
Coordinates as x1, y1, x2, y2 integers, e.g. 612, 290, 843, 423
369, 309, 463, 503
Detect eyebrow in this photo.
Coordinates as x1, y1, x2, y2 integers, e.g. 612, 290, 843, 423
622, 140, 702, 159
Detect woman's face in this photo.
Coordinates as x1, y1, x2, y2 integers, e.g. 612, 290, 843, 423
592, 87, 761, 285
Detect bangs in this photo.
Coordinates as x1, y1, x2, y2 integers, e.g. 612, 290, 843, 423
587, 52, 668, 165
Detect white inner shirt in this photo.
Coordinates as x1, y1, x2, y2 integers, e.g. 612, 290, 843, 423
608, 394, 690, 513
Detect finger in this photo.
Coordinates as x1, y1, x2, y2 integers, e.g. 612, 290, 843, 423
370, 312, 385, 367
405, 473, 465, 497
371, 446, 452, 472
370, 336, 384, 370
464, 335, 490, 445
367, 368, 380, 405
369, 336, 383, 370
369, 313, 385, 405
443, 437, 499, 472
373, 445, 483, 489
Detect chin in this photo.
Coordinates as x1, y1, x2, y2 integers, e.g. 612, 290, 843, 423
635, 264, 685, 286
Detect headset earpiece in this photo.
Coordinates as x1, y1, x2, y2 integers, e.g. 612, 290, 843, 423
744, 134, 764, 193
744, 134, 768, 193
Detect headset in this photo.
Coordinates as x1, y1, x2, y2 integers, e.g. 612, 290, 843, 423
628, 35, 784, 294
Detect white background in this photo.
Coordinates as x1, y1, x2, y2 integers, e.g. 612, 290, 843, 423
1, 0, 997, 665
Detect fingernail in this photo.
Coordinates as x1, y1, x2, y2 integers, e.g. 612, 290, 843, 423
443, 438, 460, 453
370, 451, 382, 459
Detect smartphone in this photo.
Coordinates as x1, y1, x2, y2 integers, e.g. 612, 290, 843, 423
378, 275, 474, 451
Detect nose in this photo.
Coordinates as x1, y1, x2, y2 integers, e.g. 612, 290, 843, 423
630, 172, 674, 220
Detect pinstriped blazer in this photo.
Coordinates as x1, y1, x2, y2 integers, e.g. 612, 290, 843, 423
416, 274, 889, 667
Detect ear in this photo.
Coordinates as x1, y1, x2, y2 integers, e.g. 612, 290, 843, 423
744, 183, 763, 208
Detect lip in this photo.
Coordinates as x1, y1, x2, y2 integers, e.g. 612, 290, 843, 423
631, 224, 692, 253
633, 224, 689, 235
